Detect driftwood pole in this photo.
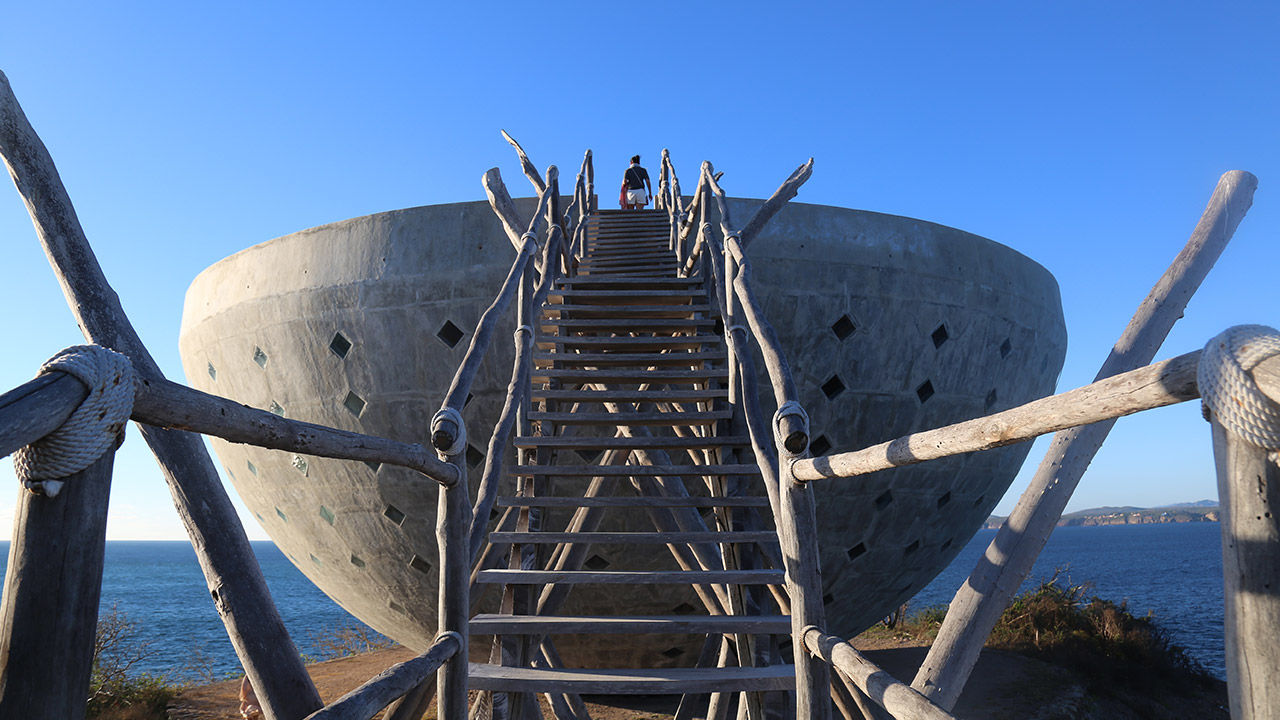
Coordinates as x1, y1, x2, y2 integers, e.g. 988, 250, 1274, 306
911, 169, 1258, 708
1199, 326, 1280, 720
0, 70, 322, 719
0, 449, 116, 720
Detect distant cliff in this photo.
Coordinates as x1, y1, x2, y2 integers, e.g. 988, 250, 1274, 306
985, 500, 1219, 529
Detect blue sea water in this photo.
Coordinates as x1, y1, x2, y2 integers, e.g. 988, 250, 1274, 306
0, 522, 1228, 682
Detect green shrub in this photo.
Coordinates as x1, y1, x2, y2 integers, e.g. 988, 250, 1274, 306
87, 605, 177, 719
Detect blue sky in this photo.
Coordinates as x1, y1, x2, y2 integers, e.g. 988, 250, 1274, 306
1, 2, 1277, 539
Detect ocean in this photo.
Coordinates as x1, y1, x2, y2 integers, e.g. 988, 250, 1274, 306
0, 521, 1228, 683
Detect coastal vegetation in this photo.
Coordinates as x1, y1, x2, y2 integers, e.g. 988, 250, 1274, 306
88, 605, 176, 720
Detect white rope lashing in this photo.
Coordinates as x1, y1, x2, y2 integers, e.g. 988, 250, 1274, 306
773, 400, 811, 446
431, 407, 467, 458
13, 345, 135, 495
1198, 324, 1280, 450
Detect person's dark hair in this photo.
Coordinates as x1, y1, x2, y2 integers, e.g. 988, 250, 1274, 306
630, 155, 640, 164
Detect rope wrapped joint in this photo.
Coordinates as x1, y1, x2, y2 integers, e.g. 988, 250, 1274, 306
773, 400, 811, 459
1198, 324, 1280, 450
430, 407, 467, 458
13, 345, 135, 496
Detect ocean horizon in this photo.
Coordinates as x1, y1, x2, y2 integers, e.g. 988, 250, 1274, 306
0, 521, 1228, 683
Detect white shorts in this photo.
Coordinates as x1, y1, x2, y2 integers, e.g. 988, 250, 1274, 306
626, 188, 648, 205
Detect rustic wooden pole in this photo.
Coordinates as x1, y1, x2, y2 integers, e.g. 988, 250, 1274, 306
804, 629, 955, 720
793, 350, 1202, 481
436, 450, 472, 720
1199, 327, 1280, 720
0, 372, 86, 458
500, 129, 547, 194
303, 634, 460, 720
483, 168, 527, 251
0, 447, 116, 720
911, 169, 1258, 709
0, 69, 322, 719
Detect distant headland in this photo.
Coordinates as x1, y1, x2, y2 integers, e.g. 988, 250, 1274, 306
985, 500, 1220, 529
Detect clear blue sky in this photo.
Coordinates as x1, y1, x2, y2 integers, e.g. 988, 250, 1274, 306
1, 2, 1277, 539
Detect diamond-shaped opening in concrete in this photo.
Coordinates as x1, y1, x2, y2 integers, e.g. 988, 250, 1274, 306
225, 465, 236, 481
897, 583, 912, 595
246, 460, 258, 476
874, 490, 893, 510
672, 602, 697, 614
937, 491, 952, 509
350, 554, 366, 568
489, 507, 500, 521
832, 314, 856, 340
207, 362, 217, 381
916, 379, 935, 403
821, 374, 846, 399
254, 511, 264, 523
269, 401, 285, 417
343, 391, 366, 418
363, 461, 381, 473
584, 554, 611, 570
309, 554, 322, 566
931, 324, 949, 348
904, 540, 920, 555
437, 320, 465, 348
973, 494, 986, 507
409, 555, 432, 574
661, 647, 685, 659
575, 448, 602, 463
291, 455, 308, 476
823, 593, 835, 605
714, 318, 725, 336
941, 538, 953, 551
466, 444, 485, 469
389, 600, 407, 614
1000, 338, 1012, 359
985, 388, 998, 411
383, 504, 406, 526
253, 346, 268, 368
846, 542, 866, 560
329, 332, 352, 359
319, 505, 334, 525
465, 393, 475, 408
275, 507, 287, 522
809, 435, 832, 456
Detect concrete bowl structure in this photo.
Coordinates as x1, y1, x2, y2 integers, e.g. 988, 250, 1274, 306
179, 198, 1066, 664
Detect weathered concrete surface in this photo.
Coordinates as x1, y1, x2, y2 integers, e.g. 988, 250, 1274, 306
178, 198, 1065, 664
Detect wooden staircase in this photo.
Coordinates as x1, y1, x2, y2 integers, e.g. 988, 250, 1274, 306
469, 209, 794, 717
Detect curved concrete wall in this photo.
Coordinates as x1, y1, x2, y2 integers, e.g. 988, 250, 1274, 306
179, 198, 1066, 662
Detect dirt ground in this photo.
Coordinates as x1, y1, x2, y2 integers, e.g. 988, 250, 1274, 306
168, 635, 1228, 720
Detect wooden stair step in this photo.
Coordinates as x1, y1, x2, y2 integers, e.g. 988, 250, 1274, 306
497, 495, 770, 508
540, 317, 716, 329
536, 335, 714, 348
469, 664, 794, 694
530, 388, 728, 402
555, 277, 702, 289
507, 463, 760, 477
530, 368, 722, 383
534, 351, 725, 367
475, 569, 785, 585
526, 410, 730, 425
548, 290, 699, 300
490, 530, 779, 544
469, 613, 791, 635
544, 304, 711, 316
513, 435, 750, 450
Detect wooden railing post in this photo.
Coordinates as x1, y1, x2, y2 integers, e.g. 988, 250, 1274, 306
0, 448, 117, 720
1199, 326, 1280, 720
430, 413, 472, 720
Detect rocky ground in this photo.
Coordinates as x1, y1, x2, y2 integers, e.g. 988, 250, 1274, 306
168, 633, 1229, 719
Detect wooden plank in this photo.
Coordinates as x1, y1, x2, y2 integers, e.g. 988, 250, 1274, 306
469, 664, 793, 694
530, 369, 721, 383
476, 570, 784, 585
531, 389, 728, 402
513, 435, 750, 450
0, 69, 324, 720
535, 337, 715, 350
504, 461, 752, 474
469, 614, 791, 635
496, 496, 770, 508
0, 449, 115, 720
526, 410, 731, 425
544, 304, 710, 315
489, 530, 778, 544
555, 278, 702, 288
533, 351, 724, 365
540, 318, 715, 329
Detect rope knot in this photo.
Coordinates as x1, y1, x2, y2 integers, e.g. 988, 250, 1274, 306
1198, 325, 1280, 449
14, 345, 135, 495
